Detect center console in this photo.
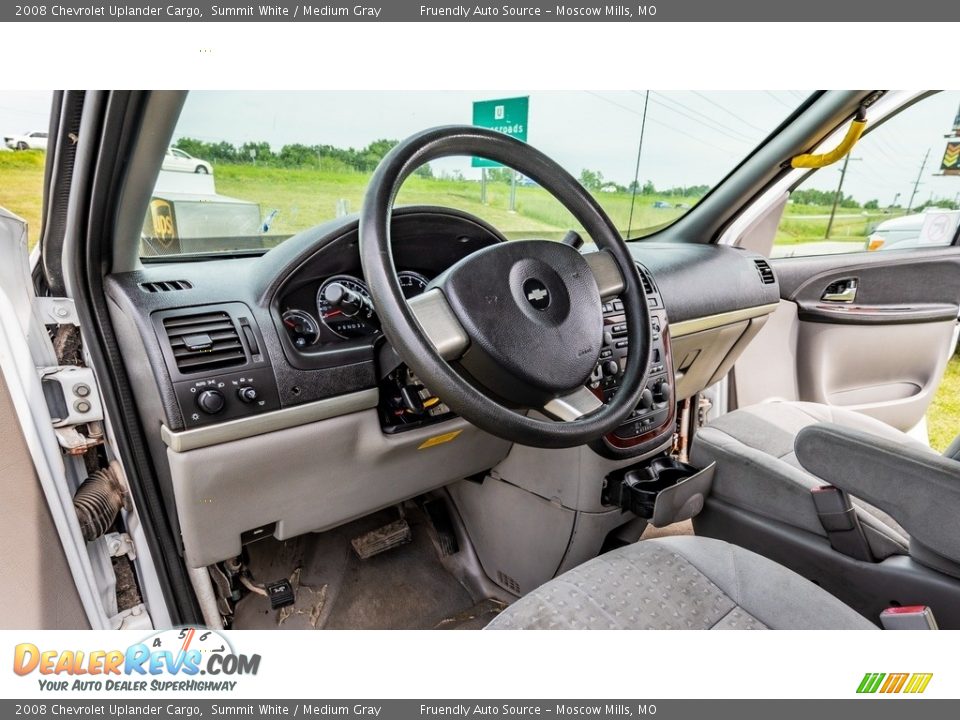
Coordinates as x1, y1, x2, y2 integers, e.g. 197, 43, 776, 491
589, 264, 677, 458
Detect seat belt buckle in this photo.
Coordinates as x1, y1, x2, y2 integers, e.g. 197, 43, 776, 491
880, 606, 939, 630
810, 485, 873, 563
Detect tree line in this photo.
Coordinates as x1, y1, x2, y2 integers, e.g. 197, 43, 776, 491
172, 137, 434, 177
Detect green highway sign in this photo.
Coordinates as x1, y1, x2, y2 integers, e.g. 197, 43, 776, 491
472, 96, 529, 168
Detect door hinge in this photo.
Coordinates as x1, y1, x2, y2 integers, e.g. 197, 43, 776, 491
104, 531, 137, 561
38, 365, 105, 454
34, 296, 80, 326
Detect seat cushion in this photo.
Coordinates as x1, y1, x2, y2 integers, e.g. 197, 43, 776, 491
690, 401, 930, 559
486, 536, 875, 630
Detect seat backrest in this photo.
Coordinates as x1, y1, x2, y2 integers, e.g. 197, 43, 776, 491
796, 423, 960, 578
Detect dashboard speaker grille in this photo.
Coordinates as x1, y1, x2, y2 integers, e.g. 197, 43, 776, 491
753, 259, 776, 284
163, 311, 246, 373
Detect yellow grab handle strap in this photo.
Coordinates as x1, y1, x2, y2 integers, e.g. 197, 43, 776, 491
790, 119, 867, 169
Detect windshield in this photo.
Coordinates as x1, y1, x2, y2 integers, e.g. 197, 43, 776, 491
140, 91, 803, 258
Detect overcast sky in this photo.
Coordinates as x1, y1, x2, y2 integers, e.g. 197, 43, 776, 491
4, 90, 960, 206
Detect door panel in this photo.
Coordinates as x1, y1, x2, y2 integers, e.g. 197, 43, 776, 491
734, 247, 960, 432
0, 369, 89, 629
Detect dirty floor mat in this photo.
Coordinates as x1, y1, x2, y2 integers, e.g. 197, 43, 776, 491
232, 507, 504, 630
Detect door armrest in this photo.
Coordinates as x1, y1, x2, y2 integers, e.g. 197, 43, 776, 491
795, 423, 960, 566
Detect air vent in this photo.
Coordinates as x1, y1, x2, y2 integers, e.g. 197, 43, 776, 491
637, 266, 656, 295
753, 259, 776, 285
140, 280, 193, 293
497, 571, 521, 594
163, 311, 245, 373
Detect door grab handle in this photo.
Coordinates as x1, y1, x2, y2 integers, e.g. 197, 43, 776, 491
822, 278, 858, 303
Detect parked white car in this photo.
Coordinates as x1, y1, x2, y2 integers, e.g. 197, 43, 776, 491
866, 209, 960, 251
162, 147, 213, 174
3, 130, 48, 150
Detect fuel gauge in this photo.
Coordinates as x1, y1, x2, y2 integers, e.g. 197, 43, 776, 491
281, 309, 321, 349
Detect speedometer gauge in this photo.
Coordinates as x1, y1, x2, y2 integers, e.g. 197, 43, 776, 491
398, 271, 430, 299
316, 275, 379, 340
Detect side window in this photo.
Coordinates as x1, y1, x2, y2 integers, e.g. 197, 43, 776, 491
773, 92, 960, 258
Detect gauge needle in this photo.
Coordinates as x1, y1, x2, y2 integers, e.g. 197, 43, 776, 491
283, 319, 297, 328
323, 310, 343, 319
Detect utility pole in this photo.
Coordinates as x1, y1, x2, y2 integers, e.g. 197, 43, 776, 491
626, 90, 651, 239
906, 148, 931, 213
825, 154, 860, 239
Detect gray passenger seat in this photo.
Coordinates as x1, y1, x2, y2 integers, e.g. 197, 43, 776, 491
690, 400, 937, 559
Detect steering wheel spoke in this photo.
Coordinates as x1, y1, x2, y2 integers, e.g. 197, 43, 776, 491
583, 250, 625, 299
407, 288, 469, 360
542, 385, 604, 422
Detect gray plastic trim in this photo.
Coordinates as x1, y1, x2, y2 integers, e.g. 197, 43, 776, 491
160, 388, 379, 452
671, 302, 779, 338
407, 288, 470, 360
543, 386, 604, 421
584, 250, 625, 299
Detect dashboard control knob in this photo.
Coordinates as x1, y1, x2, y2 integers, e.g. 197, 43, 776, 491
323, 282, 364, 317
652, 380, 669, 404
602, 330, 614, 346
602, 360, 620, 377
639, 388, 654, 410
196, 389, 225, 414
238, 386, 258, 403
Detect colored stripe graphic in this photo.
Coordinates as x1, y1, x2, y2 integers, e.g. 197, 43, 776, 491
857, 672, 931, 694
880, 673, 909, 693
857, 673, 885, 693
904, 674, 933, 694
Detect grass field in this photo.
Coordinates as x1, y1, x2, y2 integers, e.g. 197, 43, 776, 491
213, 164, 688, 241
929, 354, 960, 452
0, 150, 45, 249
1, 151, 884, 248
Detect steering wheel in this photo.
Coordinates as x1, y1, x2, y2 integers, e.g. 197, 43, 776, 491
359, 126, 651, 449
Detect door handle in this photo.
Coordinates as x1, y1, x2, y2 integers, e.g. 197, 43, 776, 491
821, 278, 858, 303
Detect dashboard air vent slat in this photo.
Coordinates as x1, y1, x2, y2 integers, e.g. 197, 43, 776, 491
753, 259, 776, 285
140, 280, 193, 293
162, 311, 245, 373
637, 266, 656, 295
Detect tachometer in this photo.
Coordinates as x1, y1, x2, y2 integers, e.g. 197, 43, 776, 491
316, 275, 379, 339
281, 309, 321, 348
398, 270, 430, 299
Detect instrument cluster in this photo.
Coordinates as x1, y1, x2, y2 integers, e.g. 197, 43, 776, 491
280, 270, 430, 349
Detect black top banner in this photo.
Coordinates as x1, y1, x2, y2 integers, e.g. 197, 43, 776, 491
5, 0, 960, 22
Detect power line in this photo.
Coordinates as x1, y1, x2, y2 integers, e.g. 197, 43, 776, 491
644, 91, 756, 145
764, 91, 796, 109
689, 91, 769, 134
583, 91, 741, 155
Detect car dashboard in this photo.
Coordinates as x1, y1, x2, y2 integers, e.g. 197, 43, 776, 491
104, 205, 780, 568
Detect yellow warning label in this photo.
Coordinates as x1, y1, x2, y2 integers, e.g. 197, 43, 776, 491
418, 430, 462, 450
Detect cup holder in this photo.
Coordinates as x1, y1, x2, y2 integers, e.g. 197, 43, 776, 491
603, 457, 715, 527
